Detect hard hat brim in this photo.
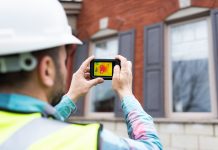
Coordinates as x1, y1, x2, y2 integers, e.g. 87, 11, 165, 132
69, 35, 83, 45
0, 35, 83, 56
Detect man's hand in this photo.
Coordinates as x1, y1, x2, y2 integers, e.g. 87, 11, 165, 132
112, 55, 133, 100
66, 56, 104, 102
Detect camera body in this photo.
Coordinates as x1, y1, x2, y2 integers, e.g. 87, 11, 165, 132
90, 59, 121, 80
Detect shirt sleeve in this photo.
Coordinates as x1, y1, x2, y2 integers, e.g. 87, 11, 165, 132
54, 95, 77, 121
100, 95, 163, 150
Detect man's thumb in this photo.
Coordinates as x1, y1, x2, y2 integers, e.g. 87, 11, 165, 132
89, 78, 104, 87
113, 65, 120, 80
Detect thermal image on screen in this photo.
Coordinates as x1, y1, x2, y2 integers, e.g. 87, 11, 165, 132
94, 62, 113, 76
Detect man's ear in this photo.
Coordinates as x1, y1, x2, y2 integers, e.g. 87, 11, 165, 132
38, 56, 56, 87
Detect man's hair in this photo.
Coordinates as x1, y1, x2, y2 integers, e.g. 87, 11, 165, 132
0, 47, 60, 89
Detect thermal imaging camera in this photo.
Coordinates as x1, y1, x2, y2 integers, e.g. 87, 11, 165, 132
90, 59, 121, 80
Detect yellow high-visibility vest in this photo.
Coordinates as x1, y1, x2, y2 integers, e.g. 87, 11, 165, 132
0, 111, 101, 150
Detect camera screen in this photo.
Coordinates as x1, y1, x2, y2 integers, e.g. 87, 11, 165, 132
94, 62, 113, 76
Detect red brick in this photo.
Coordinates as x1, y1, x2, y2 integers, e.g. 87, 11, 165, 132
192, 0, 216, 8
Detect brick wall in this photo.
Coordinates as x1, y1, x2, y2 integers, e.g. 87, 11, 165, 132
77, 0, 218, 104
156, 122, 218, 150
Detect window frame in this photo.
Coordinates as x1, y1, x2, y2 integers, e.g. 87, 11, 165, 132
84, 36, 118, 118
165, 16, 218, 119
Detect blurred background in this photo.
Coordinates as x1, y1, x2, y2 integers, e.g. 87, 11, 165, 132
61, 0, 218, 149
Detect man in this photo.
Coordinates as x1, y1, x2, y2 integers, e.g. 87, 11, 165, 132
0, 0, 162, 149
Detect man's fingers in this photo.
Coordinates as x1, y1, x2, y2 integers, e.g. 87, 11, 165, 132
112, 65, 120, 80
84, 67, 90, 73
127, 61, 132, 71
88, 78, 104, 87
115, 55, 128, 71
79, 55, 94, 72
115, 55, 127, 66
84, 73, 91, 80
115, 55, 127, 61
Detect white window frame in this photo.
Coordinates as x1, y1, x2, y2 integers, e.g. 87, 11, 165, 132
165, 16, 218, 119
84, 36, 118, 118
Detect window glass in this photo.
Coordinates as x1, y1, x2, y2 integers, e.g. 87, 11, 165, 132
90, 37, 118, 112
170, 19, 211, 112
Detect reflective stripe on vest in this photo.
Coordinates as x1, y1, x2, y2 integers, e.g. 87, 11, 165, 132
0, 111, 101, 150
1, 117, 67, 150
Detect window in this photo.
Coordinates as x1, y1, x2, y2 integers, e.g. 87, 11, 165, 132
166, 17, 217, 118
87, 37, 118, 115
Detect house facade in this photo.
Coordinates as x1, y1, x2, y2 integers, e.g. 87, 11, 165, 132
62, 0, 218, 149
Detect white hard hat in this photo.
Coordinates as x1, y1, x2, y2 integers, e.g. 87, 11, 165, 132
0, 0, 82, 56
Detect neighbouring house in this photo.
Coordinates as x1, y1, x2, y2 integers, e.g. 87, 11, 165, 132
61, 0, 218, 149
